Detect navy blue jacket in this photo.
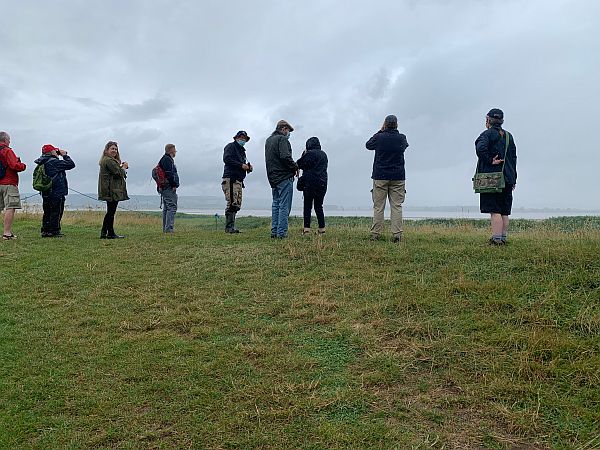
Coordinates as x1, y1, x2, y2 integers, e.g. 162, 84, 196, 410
297, 137, 328, 194
159, 153, 179, 188
222, 141, 249, 182
34, 154, 75, 198
365, 129, 409, 180
475, 126, 517, 185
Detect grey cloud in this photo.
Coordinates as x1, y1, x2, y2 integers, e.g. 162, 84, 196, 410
1, 0, 598, 210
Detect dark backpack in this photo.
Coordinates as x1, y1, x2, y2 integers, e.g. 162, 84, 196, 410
32, 163, 54, 192
0, 146, 7, 180
151, 164, 167, 191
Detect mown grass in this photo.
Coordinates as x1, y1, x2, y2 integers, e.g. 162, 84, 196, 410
0, 212, 599, 449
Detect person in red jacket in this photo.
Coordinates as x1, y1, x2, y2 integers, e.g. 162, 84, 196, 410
0, 131, 27, 240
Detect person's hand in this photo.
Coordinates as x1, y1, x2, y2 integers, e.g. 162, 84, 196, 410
491, 155, 504, 165
247, 163, 253, 173
512, 184, 516, 191
121, 161, 129, 170
59, 149, 68, 156
172, 187, 177, 192
242, 163, 249, 171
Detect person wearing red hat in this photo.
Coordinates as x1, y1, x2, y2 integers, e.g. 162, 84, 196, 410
0, 131, 27, 240
34, 144, 75, 237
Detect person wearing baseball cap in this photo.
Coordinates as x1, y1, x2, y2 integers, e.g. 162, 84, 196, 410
34, 144, 75, 237
221, 130, 253, 233
265, 120, 298, 238
475, 108, 518, 245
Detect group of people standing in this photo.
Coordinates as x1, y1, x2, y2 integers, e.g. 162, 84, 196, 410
0, 109, 517, 244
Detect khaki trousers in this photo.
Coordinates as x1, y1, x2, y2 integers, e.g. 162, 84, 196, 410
221, 178, 243, 213
371, 179, 406, 238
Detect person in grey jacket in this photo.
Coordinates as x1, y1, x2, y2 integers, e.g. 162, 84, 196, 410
265, 120, 298, 238
158, 144, 179, 233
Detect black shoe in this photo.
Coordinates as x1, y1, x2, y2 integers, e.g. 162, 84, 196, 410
370, 235, 381, 241
43, 233, 63, 238
100, 235, 108, 239
488, 238, 505, 246
392, 236, 402, 243
225, 229, 241, 234
106, 234, 125, 239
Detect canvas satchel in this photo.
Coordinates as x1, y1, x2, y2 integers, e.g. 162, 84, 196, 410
472, 131, 511, 194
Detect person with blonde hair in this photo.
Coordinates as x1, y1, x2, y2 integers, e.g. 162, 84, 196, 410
98, 141, 129, 239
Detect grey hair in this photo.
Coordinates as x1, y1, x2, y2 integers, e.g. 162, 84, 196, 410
0, 131, 9, 143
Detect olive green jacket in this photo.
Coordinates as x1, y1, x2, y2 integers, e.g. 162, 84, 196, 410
98, 156, 129, 202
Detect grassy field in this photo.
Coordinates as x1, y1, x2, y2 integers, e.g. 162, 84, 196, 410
1, 211, 599, 449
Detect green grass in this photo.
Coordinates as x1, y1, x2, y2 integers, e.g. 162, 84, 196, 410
1, 212, 599, 449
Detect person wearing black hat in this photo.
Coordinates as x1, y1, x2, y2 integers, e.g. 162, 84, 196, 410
34, 144, 76, 237
221, 130, 253, 233
365, 114, 409, 243
475, 108, 518, 245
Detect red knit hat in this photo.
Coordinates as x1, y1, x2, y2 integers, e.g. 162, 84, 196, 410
42, 144, 59, 154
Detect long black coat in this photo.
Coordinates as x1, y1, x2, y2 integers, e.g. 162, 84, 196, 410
475, 126, 517, 185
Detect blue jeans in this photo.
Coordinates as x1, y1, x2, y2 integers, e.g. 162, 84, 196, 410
161, 188, 178, 232
271, 178, 293, 237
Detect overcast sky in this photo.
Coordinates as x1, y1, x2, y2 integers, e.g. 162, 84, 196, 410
1, 0, 598, 209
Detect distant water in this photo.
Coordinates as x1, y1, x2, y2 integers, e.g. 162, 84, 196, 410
20, 194, 600, 220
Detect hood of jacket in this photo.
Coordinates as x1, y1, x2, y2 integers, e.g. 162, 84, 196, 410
34, 154, 57, 165
305, 137, 321, 150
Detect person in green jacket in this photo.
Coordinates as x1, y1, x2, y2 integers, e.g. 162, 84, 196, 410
98, 141, 129, 239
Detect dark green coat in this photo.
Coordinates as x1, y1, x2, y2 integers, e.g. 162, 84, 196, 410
98, 156, 129, 202
264, 131, 298, 188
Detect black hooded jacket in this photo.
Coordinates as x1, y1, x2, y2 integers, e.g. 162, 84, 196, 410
297, 137, 328, 194
34, 154, 76, 198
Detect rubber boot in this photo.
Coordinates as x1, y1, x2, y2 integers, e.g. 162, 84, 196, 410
230, 212, 240, 233
225, 212, 234, 233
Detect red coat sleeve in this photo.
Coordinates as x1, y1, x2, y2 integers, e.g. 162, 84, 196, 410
3, 148, 26, 172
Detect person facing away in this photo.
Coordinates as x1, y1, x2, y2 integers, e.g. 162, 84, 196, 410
265, 120, 298, 239
0, 131, 27, 240
365, 114, 409, 243
34, 144, 75, 238
98, 141, 129, 239
297, 137, 328, 235
475, 108, 517, 245
222, 130, 253, 233
159, 144, 179, 233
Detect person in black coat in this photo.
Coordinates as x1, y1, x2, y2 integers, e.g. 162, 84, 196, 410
34, 144, 76, 237
297, 137, 328, 234
222, 130, 252, 233
475, 108, 518, 245
365, 115, 409, 242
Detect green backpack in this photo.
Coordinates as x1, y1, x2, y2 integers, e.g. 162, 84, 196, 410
32, 163, 54, 192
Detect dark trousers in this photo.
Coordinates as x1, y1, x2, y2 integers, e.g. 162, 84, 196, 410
102, 201, 119, 236
303, 190, 326, 229
41, 196, 65, 235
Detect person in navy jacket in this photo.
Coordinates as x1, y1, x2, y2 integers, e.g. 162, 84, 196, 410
365, 115, 409, 243
475, 108, 518, 245
34, 144, 76, 238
